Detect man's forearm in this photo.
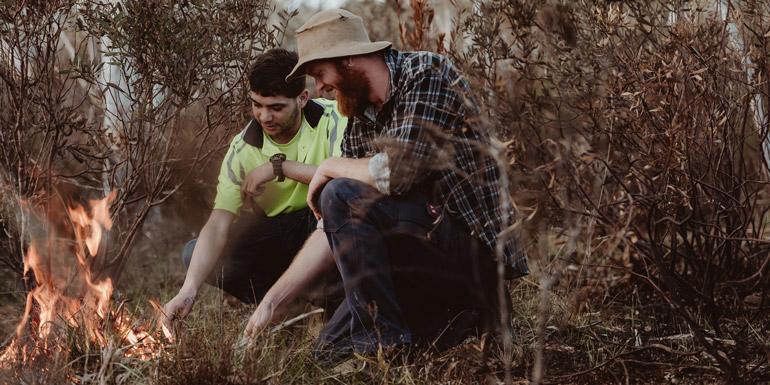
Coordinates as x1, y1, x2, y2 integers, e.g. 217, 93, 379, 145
282, 160, 318, 185
180, 211, 233, 296
319, 156, 374, 186
255, 230, 335, 325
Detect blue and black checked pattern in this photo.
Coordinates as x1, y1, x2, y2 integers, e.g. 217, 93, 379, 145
341, 49, 528, 277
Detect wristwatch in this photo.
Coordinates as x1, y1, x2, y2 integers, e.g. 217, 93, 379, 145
270, 153, 287, 182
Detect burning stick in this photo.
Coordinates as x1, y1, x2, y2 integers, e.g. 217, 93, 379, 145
148, 298, 176, 342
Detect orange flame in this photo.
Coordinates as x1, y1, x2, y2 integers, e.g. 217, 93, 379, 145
1, 191, 165, 365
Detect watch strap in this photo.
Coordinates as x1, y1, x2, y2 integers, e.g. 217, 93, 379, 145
271, 154, 286, 182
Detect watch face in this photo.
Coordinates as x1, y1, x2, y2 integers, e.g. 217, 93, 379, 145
271, 153, 286, 162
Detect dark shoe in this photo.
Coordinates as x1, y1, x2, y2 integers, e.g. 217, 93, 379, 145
430, 309, 479, 351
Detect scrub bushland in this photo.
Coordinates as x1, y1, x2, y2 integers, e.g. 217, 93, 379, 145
437, 0, 770, 383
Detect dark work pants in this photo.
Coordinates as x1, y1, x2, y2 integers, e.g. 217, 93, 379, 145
314, 178, 502, 359
182, 207, 322, 304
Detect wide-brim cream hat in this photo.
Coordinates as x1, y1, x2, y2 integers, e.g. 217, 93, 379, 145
286, 9, 392, 81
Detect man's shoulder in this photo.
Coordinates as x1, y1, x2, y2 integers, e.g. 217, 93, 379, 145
309, 97, 337, 108
304, 98, 345, 127
227, 119, 262, 151
307, 98, 341, 114
389, 50, 461, 92
393, 50, 450, 73
399, 49, 446, 62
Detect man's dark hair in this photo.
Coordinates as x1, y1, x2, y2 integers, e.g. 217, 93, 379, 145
248, 48, 305, 98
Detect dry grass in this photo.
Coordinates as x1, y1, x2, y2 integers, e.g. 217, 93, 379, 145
4, 234, 762, 384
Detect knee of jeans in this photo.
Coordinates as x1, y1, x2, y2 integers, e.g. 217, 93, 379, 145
182, 239, 197, 269
320, 178, 362, 231
320, 178, 359, 214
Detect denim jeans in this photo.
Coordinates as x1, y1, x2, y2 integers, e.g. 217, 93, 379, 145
314, 178, 502, 359
182, 207, 322, 304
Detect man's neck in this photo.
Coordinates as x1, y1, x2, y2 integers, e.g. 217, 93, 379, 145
269, 110, 303, 145
359, 56, 390, 110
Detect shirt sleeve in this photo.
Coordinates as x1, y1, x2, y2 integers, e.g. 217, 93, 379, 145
212, 144, 244, 216
382, 59, 468, 196
368, 152, 391, 194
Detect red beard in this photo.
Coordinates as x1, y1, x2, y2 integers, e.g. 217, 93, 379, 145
333, 61, 372, 118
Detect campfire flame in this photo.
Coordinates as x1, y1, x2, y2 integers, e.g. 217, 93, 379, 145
1, 191, 166, 365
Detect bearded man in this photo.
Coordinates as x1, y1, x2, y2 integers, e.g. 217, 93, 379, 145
243, 9, 528, 361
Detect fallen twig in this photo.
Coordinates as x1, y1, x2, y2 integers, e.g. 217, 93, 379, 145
547, 343, 713, 382
269, 308, 324, 334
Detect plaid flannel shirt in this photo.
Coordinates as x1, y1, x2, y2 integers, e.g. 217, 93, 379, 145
341, 49, 528, 277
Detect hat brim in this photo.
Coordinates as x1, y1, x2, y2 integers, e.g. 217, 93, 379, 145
286, 41, 392, 82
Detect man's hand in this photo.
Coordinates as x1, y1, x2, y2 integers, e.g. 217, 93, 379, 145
242, 163, 274, 198
307, 160, 333, 220
161, 291, 196, 327
242, 302, 275, 342
307, 157, 376, 220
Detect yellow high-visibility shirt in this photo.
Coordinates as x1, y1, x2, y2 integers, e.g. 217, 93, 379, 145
213, 99, 347, 218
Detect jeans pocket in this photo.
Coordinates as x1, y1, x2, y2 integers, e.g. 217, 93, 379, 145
392, 201, 442, 243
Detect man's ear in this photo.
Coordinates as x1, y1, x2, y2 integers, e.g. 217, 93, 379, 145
297, 89, 310, 108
